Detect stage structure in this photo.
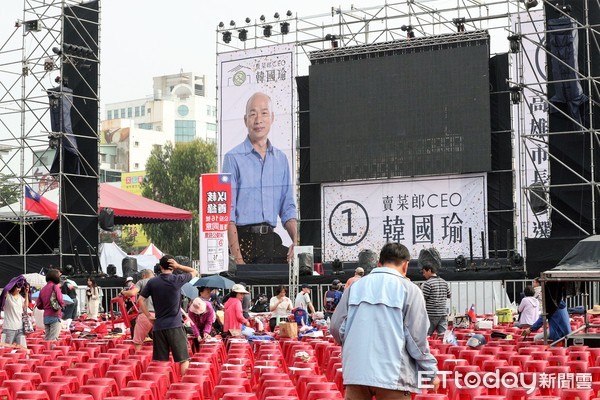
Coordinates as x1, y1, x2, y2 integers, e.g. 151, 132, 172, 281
0, 0, 100, 276
215, 0, 598, 275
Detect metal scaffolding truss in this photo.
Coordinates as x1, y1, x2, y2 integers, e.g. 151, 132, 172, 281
216, 0, 599, 265
509, 0, 600, 252
0, 0, 100, 272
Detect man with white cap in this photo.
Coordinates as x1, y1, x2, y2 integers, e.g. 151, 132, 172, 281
223, 284, 250, 334
188, 297, 216, 352
344, 267, 364, 289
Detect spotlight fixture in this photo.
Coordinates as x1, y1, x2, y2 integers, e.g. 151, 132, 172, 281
280, 21, 290, 35
245, 17, 251, 24
218, 21, 224, 28
509, 85, 523, 105
222, 31, 232, 43
401, 24, 415, 38
263, 25, 272, 38
332, 258, 344, 275
44, 57, 54, 71
24, 19, 41, 32
507, 34, 521, 53
274, 12, 280, 19
229, 20, 236, 27
260, 15, 266, 22
286, 10, 293, 17
521, 0, 538, 10
325, 34, 338, 48
238, 28, 248, 42
452, 17, 466, 33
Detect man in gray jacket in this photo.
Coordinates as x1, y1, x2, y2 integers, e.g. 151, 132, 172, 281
330, 243, 439, 399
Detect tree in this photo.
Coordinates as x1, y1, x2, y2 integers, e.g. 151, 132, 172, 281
141, 140, 217, 258
0, 174, 20, 208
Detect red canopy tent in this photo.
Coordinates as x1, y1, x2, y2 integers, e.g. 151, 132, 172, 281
99, 184, 193, 224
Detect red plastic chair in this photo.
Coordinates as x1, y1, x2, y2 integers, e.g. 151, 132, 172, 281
414, 395, 449, 400
219, 379, 252, 393
261, 387, 298, 400
86, 378, 119, 397
180, 374, 213, 400
37, 382, 72, 400
105, 369, 135, 390
165, 390, 203, 400
2, 380, 35, 397
5, 363, 32, 378
104, 398, 136, 400
119, 388, 154, 400
258, 380, 295, 400
523, 360, 549, 372
566, 360, 589, 373
449, 386, 486, 400
301, 383, 338, 400
212, 385, 248, 400
139, 372, 170, 399
305, 390, 342, 400
79, 385, 113, 400
559, 388, 594, 400
13, 372, 43, 388
59, 395, 94, 400
14, 391, 51, 399
296, 375, 327, 400
222, 394, 258, 400
126, 380, 161, 400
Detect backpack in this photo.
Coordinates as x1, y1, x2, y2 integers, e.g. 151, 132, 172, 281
324, 290, 342, 313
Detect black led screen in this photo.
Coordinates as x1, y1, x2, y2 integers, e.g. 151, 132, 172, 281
309, 35, 492, 182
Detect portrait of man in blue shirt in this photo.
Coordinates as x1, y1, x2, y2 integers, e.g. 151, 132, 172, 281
222, 92, 297, 264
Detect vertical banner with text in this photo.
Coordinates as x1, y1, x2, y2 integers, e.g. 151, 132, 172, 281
199, 173, 231, 274
511, 9, 551, 246
217, 44, 296, 248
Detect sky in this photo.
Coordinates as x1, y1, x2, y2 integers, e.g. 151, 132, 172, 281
1, 0, 404, 106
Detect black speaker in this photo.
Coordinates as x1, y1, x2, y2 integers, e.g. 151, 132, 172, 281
122, 257, 138, 278
107, 264, 117, 276
358, 249, 378, 274
299, 252, 314, 276
99, 207, 114, 231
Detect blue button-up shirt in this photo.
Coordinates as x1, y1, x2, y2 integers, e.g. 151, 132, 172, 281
222, 136, 297, 227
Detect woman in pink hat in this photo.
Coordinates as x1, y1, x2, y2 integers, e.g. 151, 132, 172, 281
188, 297, 215, 351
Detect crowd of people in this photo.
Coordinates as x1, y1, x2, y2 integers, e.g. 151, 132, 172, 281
0, 241, 579, 399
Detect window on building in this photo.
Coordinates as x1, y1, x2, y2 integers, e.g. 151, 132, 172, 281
106, 110, 112, 120
138, 123, 153, 130
206, 122, 217, 132
147, 108, 151, 114
175, 120, 196, 143
206, 105, 211, 116
195, 84, 204, 96
135, 106, 140, 117
206, 137, 216, 144
134, 141, 139, 147
120, 108, 126, 118
141, 106, 146, 116
212, 106, 217, 117
114, 110, 119, 119
127, 107, 132, 118
134, 163, 140, 169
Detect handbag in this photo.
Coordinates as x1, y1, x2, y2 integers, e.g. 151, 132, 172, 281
22, 312, 34, 335
50, 285, 61, 311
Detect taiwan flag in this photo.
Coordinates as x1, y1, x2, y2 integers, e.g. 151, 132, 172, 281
467, 304, 477, 323
25, 186, 58, 220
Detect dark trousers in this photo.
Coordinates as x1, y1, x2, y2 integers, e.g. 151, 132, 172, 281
237, 225, 289, 264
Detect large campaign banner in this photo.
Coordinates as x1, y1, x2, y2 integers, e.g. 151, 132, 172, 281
322, 174, 487, 262
199, 173, 231, 274
217, 44, 296, 247
511, 10, 551, 245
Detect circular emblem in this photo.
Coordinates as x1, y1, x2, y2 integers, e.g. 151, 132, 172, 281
233, 71, 246, 86
328, 200, 369, 247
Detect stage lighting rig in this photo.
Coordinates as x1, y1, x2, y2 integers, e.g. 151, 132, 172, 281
509, 85, 523, 104
218, 21, 224, 28
245, 17, 251, 24
260, 15, 266, 22
453, 17, 466, 33
286, 10, 293, 17
280, 22, 290, 35
455, 254, 466, 271
274, 12, 280, 19
222, 31, 232, 43
401, 25, 415, 38
325, 34, 338, 48
521, 0, 538, 10
238, 29, 248, 42
508, 34, 521, 53
332, 258, 344, 275
263, 25, 272, 38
